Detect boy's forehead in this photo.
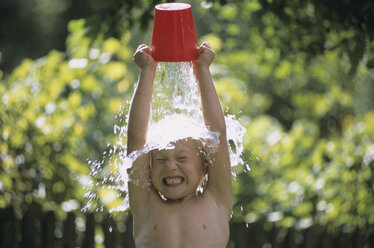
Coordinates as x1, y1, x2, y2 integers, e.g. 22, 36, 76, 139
153, 139, 197, 153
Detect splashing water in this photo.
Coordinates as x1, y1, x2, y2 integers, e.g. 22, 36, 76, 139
82, 62, 248, 213
152, 62, 203, 122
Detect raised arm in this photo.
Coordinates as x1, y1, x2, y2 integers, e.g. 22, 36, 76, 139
127, 44, 157, 154
194, 42, 233, 212
127, 44, 157, 212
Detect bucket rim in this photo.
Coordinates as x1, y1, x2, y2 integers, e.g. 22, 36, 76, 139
155, 2, 191, 11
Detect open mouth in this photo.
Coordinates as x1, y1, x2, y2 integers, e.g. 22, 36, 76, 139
163, 176, 184, 187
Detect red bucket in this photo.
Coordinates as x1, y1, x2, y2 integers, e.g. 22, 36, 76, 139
151, 3, 198, 62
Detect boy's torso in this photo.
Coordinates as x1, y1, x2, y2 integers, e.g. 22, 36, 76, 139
133, 190, 230, 248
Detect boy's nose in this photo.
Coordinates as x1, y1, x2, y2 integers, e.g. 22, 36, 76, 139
165, 159, 178, 169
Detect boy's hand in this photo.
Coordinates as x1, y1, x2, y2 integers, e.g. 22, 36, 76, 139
195, 42, 215, 69
133, 44, 157, 69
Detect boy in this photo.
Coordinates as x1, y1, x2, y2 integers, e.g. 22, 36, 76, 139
127, 42, 232, 247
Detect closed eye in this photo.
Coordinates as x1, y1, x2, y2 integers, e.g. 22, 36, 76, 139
155, 158, 166, 163
177, 157, 188, 162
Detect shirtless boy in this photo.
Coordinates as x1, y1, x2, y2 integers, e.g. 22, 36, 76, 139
127, 42, 232, 248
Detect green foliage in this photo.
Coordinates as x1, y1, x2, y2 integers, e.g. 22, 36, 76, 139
0, 20, 135, 214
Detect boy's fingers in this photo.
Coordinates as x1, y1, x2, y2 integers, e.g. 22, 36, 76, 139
136, 44, 150, 53
136, 44, 144, 52
201, 42, 211, 48
198, 44, 208, 52
140, 47, 148, 52
197, 47, 204, 54
198, 47, 214, 56
199, 42, 213, 52
143, 47, 152, 55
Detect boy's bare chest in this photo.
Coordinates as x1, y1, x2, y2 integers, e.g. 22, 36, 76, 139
133, 195, 230, 248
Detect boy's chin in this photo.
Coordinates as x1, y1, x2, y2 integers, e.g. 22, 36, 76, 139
160, 191, 184, 201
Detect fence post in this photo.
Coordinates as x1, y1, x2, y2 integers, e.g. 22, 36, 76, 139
63, 212, 76, 248
302, 225, 319, 248
353, 227, 366, 248
21, 209, 37, 248
122, 211, 135, 248
249, 221, 267, 248
42, 210, 55, 248
370, 230, 374, 248
82, 213, 95, 248
0, 207, 16, 248
270, 224, 280, 248
283, 228, 297, 248
102, 214, 117, 248
229, 222, 249, 248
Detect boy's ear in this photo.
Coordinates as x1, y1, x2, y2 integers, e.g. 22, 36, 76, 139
199, 170, 207, 187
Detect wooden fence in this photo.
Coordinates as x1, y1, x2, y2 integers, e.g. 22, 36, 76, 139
0, 206, 135, 248
230, 222, 374, 248
1, 206, 374, 248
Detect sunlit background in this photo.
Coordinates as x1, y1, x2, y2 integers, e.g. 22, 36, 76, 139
1, 0, 374, 247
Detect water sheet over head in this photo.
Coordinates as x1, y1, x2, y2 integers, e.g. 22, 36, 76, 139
146, 114, 220, 152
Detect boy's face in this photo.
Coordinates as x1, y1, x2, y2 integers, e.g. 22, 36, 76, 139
151, 138, 206, 201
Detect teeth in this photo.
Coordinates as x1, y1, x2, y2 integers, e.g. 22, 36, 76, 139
165, 177, 182, 185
